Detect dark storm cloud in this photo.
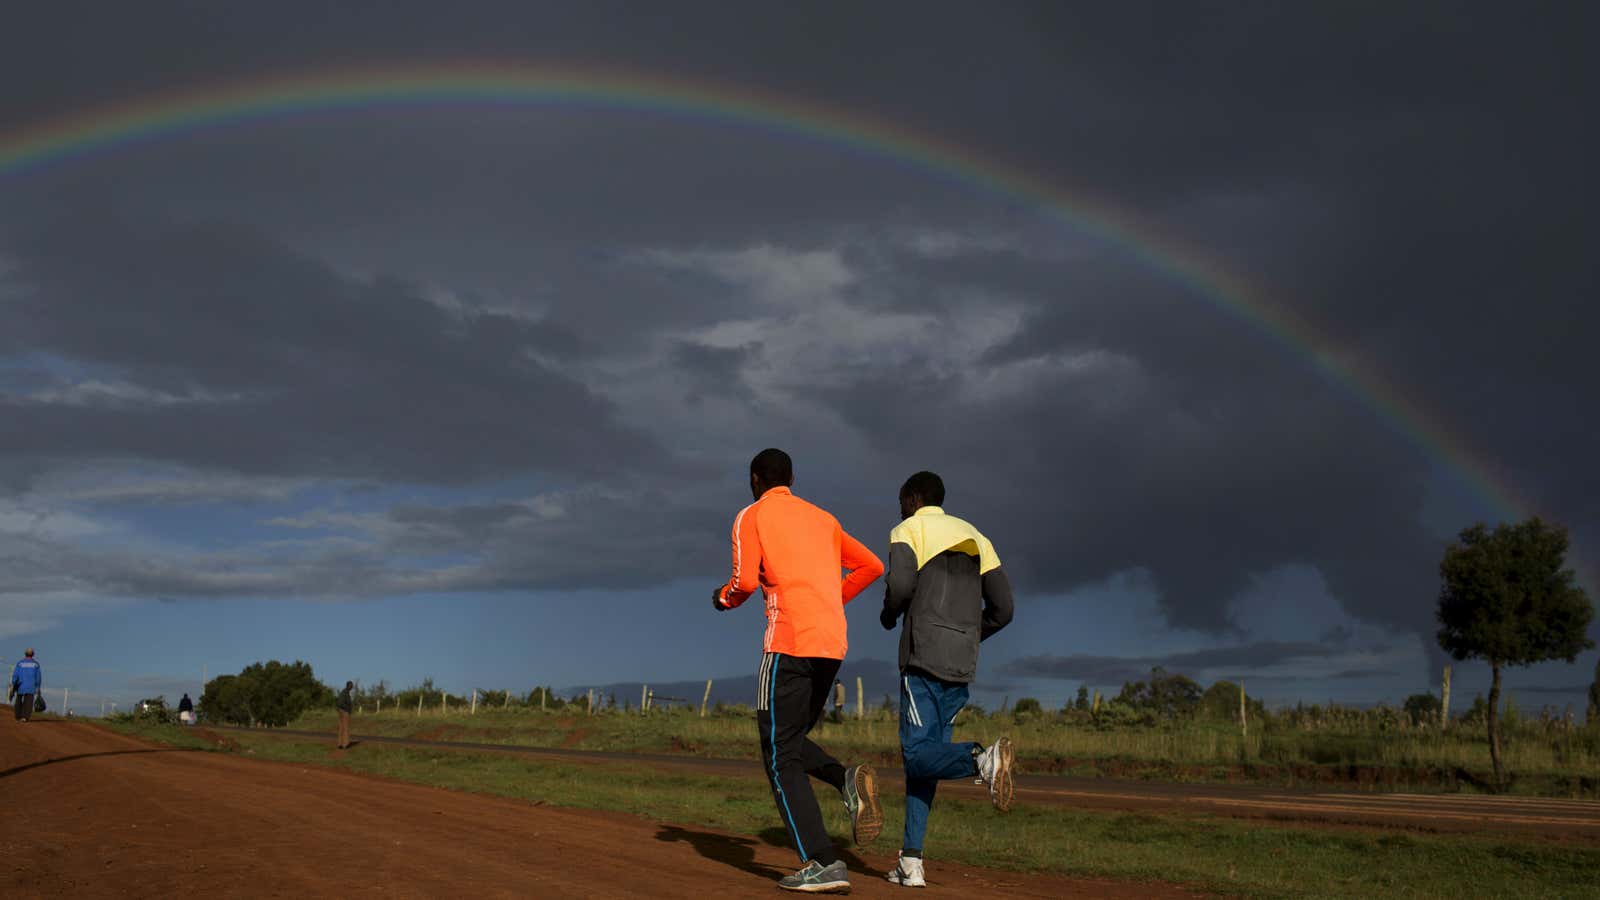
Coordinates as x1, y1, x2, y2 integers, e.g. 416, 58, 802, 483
808, 247, 1440, 635
0, 1, 1594, 676
0, 217, 664, 484
1003, 640, 1353, 685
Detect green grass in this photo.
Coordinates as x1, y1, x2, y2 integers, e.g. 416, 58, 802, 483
102, 719, 1600, 899
280, 705, 1600, 796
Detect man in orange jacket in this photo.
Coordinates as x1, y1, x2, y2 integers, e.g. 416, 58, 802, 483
713, 448, 886, 894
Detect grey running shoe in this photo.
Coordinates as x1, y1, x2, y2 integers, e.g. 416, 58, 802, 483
842, 764, 882, 845
778, 860, 851, 893
976, 736, 1015, 812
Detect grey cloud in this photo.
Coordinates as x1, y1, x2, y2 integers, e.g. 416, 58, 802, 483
1004, 640, 1357, 686
0, 219, 667, 485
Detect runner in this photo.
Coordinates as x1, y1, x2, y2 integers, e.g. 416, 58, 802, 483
879, 471, 1016, 889
712, 448, 885, 893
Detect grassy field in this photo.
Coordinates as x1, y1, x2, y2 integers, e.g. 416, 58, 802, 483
282, 704, 1600, 796
100, 718, 1600, 899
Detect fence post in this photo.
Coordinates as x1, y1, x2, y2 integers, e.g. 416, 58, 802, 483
856, 676, 864, 720
1440, 665, 1452, 729
471, 689, 477, 715
588, 688, 596, 716
541, 688, 546, 712
417, 693, 423, 717
701, 679, 713, 718
441, 690, 447, 714
1239, 681, 1248, 738
1092, 690, 1101, 715
641, 684, 648, 715
505, 689, 511, 710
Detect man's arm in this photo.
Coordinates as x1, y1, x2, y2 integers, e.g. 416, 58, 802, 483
980, 567, 1014, 640
879, 542, 918, 629
839, 529, 884, 605
714, 505, 763, 610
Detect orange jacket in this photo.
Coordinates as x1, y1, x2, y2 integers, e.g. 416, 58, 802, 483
716, 487, 884, 659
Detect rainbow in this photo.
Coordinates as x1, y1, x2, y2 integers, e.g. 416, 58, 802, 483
0, 62, 1572, 579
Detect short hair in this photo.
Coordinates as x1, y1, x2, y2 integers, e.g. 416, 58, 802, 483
24, 648, 34, 658
900, 471, 945, 506
750, 448, 794, 486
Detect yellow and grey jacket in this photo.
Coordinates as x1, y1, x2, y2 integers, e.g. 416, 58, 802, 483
880, 506, 1014, 683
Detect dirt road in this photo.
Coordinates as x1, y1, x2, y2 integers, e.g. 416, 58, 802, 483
0, 717, 1197, 899
245, 726, 1600, 840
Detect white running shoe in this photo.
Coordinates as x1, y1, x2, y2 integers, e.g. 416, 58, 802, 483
975, 736, 1015, 811
886, 852, 926, 888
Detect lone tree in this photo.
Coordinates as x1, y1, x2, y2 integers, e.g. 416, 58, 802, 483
1588, 656, 1600, 727
1403, 692, 1442, 726
1436, 518, 1593, 785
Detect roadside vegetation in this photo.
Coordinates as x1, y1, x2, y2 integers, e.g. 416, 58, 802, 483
265, 669, 1600, 797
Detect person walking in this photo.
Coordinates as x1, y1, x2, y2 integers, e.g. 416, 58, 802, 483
177, 692, 195, 725
879, 471, 1016, 888
11, 649, 42, 723
831, 679, 846, 724
336, 681, 354, 749
712, 448, 886, 893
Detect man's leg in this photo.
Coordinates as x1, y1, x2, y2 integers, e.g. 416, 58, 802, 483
338, 710, 350, 748
797, 658, 846, 791
899, 673, 978, 855
757, 653, 839, 867
18, 692, 34, 722
14, 692, 25, 721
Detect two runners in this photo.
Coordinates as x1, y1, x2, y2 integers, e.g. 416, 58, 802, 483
714, 452, 1016, 893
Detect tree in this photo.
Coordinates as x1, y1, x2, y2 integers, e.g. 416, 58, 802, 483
1436, 518, 1594, 785
1012, 697, 1042, 717
200, 660, 334, 727
1074, 686, 1090, 711
1115, 667, 1203, 721
1588, 657, 1600, 727
1403, 692, 1442, 726
1198, 680, 1264, 722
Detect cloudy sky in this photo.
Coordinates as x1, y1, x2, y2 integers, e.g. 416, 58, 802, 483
2, 3, 1595, 714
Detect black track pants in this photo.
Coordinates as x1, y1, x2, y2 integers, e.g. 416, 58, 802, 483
756, 653, 847, 866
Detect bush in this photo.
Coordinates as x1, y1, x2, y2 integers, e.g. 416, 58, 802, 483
1404, 693, 1442, 726
200, 660, 335, 727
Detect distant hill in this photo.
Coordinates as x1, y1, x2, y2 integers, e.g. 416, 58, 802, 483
567, 657, 903, 711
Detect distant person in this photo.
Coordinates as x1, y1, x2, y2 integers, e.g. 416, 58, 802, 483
336, 681, 354, 749
178, 693, 195, 725
712, 448, 885, 893
879, 471, 1015, 889
832, 678, 846, 723
10, 649, 42, 723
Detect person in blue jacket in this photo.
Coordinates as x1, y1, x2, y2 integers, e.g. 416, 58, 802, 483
11, 648, 42, 722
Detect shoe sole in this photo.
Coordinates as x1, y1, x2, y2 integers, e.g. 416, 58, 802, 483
993, 737, 1015, 812
779, 880, 851, 894
851, 765, 883, 845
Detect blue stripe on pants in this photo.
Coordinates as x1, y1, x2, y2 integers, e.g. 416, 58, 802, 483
768, 653, 807, 860
900, 671, 980, 852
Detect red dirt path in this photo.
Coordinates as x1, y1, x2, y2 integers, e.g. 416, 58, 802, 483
0, 717, 1201, 898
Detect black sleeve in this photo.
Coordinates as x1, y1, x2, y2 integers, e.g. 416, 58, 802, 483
980, 567, 1014, 641
880, 542, 918, 628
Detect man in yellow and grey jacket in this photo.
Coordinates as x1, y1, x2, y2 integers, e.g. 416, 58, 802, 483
879, 471, 1015, 888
